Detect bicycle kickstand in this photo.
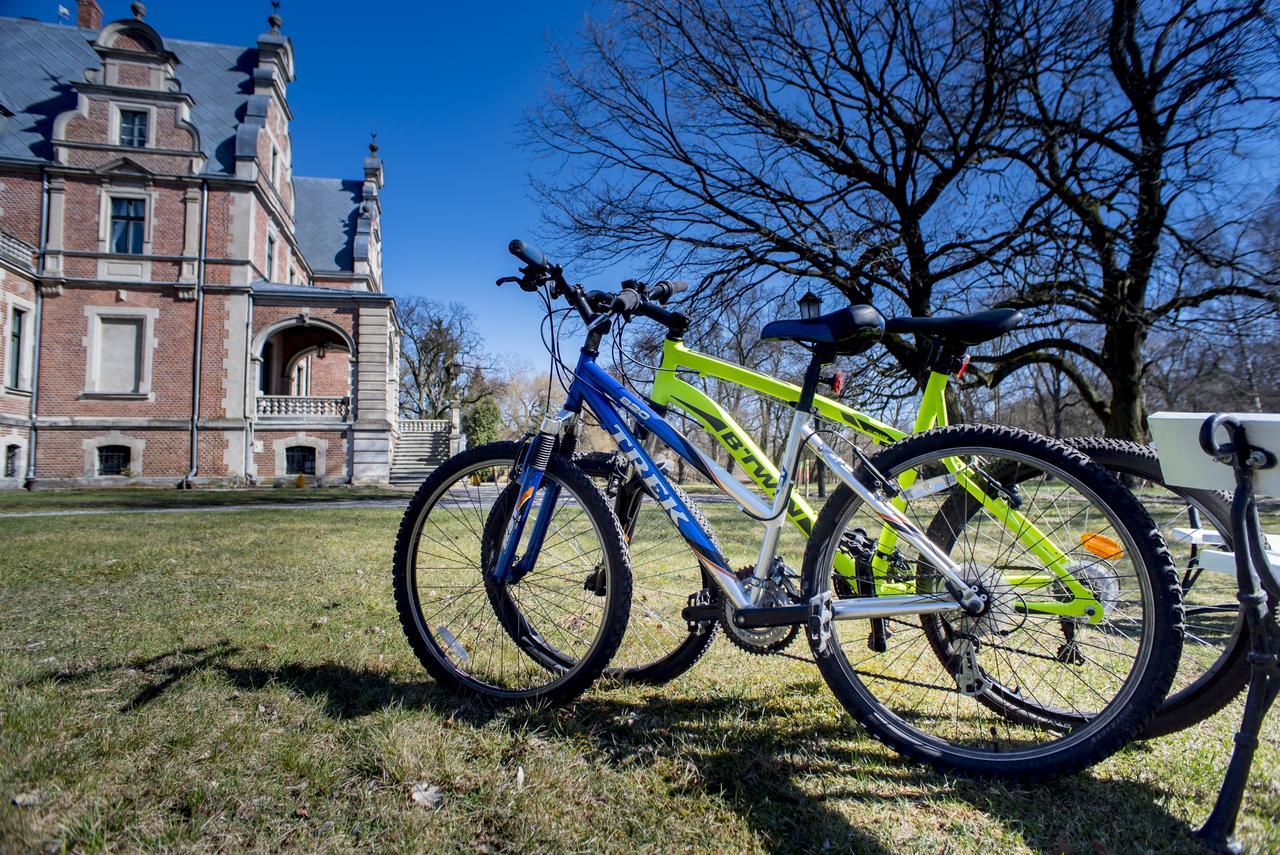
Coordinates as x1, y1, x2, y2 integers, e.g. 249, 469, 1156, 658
1195, 417, 1280, 854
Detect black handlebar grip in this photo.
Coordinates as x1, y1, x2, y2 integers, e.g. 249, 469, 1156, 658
508, 239, 551, 270
651, 280, 689, 304
611, 289, 643, 314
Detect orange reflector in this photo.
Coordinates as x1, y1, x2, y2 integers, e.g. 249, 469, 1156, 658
1080, 532, 1124, 560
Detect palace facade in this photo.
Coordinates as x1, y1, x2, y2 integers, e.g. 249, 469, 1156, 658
0, 1, 402, 488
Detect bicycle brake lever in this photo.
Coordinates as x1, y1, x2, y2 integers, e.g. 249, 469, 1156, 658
495, 276, 521, 286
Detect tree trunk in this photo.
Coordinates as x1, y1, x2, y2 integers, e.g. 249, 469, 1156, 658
1101, 318, 1148, 441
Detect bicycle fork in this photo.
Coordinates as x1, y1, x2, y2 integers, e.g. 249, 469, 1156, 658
491, 413, 573, 585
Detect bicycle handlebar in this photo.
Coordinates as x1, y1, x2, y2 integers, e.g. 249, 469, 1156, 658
650, 280, 688, 304
611, 288, 644, 315
508, 239, 551, 270
501, 239, 690, 337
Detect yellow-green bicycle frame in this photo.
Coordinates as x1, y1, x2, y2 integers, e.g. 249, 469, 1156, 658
648, 338, 1104, 622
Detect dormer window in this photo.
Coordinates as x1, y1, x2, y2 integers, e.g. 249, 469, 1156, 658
119, 109, 148, 148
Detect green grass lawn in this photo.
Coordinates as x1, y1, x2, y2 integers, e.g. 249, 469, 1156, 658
1, 502, 1277, 853
0, 485, 409, 514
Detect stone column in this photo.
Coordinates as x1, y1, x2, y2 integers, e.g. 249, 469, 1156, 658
350, 303, 393, 483
43, 177, 66, 278
449, 400, 464, 454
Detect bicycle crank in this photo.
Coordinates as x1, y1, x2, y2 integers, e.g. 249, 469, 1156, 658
721, 561, 803, 655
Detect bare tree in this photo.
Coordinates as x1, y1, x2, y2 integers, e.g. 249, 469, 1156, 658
984, 0, 1280, 438
530, 0, 1048, 378
398, 298, 498, 419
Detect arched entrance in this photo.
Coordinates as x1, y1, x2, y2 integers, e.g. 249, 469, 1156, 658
255, 320, 354, 421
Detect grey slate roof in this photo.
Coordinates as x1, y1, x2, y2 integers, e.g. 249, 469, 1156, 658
292, 177, 362, 273
0, 16, 255, 174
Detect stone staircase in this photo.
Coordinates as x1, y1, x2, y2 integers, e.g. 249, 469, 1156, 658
390, 421, 454, 486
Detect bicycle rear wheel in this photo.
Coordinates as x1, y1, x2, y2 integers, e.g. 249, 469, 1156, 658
392, 441, 632, 705
575, 451, 718, 683
1067, 437, 1245, 738
804, 425, 1182, 780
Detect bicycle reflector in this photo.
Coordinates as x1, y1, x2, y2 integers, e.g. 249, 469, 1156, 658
832, 372, 845, 395
1080, 532, 1124, 560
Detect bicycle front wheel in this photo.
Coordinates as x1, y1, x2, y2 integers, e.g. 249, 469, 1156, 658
803, 425, 1182, 780
392, 441, 632, 705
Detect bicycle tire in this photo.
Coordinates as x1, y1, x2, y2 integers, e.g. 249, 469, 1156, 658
392, 441, 632, 706
803, 425, 1183, 780
571, 451, 719, 683
1066, 437, 1248, 738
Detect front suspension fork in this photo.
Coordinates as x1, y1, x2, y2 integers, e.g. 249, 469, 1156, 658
491, 425, 563, 585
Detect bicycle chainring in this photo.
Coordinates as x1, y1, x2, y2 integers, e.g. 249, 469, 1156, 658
720, 563, 802, 655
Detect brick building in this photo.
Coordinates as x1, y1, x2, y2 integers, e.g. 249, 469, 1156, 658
0, 1, 405, 488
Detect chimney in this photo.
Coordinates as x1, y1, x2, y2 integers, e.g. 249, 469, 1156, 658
76, 0, 103, 29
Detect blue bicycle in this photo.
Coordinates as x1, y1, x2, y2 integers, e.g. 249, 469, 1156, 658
392, 240, 1183, 779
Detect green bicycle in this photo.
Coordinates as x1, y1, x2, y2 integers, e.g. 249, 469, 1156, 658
576, 304, 1236, 738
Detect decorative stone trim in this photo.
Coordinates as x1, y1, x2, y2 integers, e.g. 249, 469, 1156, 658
81, 304, 160, 397
272, 431, 327, 483
82, 430, 146, 479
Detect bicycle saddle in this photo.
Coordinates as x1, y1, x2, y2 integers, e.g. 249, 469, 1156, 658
759, 304, 885, 355
885, 308, 1023, 347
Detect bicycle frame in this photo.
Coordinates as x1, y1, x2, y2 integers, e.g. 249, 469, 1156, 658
648, 338, 1104, 622
495, 346, 981, 623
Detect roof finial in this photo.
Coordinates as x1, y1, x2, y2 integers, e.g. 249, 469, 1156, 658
369, 131, 379, 155
131, 1, 147, 18
268, 0, 283, 32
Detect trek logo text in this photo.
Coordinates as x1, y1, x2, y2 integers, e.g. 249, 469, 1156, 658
607, 426, 691, 527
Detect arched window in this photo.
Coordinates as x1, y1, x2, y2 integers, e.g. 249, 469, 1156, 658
97, 445, 131, 476
284, 445, 316, 476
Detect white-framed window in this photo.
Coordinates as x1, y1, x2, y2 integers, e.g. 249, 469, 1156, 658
266, 234, 276, 281
4, 297, 34, 393
82, 305, 159, 398
83, 432, 145, 479
110, 197, 146, 254
109, 103, 155, 149
119, 109, 148, 147
3, 443, 20, 479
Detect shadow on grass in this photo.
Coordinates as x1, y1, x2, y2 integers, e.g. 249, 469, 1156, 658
36, 649, 1202, 853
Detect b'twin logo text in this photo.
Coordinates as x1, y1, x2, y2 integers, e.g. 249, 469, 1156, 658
607, 425, 690, 526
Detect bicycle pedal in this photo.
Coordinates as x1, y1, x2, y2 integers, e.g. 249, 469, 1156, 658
949, 638, 989, 696
807, 591, 833, 657
682, 589, 718, 633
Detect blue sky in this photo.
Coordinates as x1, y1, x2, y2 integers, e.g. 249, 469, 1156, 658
3, 0, 608, 365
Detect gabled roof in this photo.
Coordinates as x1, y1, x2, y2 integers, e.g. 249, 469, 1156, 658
0, 16, 255, 174
292, 177, 362, 273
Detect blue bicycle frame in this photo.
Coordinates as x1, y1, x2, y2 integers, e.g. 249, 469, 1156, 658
492, 347, 741, 600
